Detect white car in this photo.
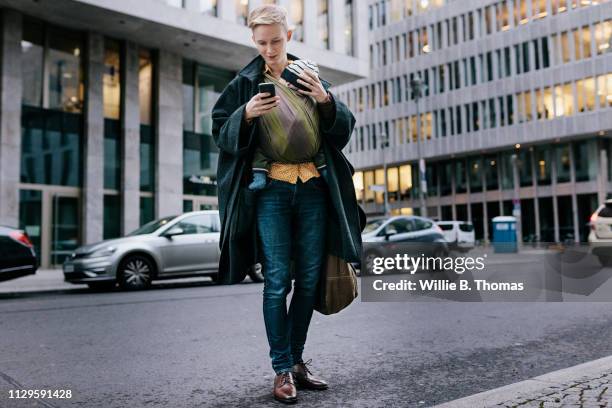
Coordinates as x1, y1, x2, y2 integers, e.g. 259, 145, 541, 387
588, 199, 612, 266
436, 221, 476, 252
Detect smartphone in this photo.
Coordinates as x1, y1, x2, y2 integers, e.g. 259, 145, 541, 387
258, 82, 276, 98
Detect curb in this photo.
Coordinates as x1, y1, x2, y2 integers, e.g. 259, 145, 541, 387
433, 355, 612, 407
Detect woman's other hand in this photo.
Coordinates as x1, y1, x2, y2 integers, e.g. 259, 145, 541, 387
244, 93, 280, 122
296, 69, 331, 104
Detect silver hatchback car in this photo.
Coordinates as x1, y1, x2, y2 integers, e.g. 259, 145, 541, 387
63, 211, 262, 290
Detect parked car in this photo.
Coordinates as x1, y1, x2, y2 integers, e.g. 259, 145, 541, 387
588, 199, 612, 266
63, 211, 264, 290
0, 226, 38, 282
436, 221, 476, 252
360, 216, 449, 273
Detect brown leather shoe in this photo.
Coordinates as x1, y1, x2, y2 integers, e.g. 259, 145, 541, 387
292, 359, 328, 390
273, 371, 298, 404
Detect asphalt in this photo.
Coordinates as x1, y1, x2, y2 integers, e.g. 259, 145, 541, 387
2, 271, 612, 407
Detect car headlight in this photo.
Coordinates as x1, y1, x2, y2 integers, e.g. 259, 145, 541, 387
87, 246, 117, 258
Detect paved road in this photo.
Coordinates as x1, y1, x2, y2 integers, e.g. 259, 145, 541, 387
2, 278, 612, 408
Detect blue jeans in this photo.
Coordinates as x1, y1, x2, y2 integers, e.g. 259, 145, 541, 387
256, 177, 328, 374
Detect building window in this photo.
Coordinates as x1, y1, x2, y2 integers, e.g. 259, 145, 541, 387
200, 0, 217, 16
46, 26, 84, 113
595, 20, 612, 55
576, 77, 596, 113
573, 140, 598, 182
560, 31, 571, 63
140, 196, 154, 227
555, 144, 571, 183
534, 147, 551, 185
22, 19, 84, 113
554, 82, 574, 117
182, 60, 234, 197
318, 0, 330, 49
345, 0, 354, 55
103, 194, 121, 240
140, 124, 155, 192
103, 39, 121, 120
236, 0, 248, 26
290, 0, 304, 41
139, 49, 153, 125
485, 155, 498, 190
21, 107, 83, 187
551, 0, 569, 15
104, 118, 121, 190
21, 18, 44, 108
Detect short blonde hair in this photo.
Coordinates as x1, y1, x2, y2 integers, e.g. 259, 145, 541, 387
248, 4, 289, 31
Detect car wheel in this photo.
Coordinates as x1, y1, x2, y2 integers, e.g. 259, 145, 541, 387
432, 246, 450, 273
248, 263, 265, 283
118, 255, 154, 290
87, 281, 116, 291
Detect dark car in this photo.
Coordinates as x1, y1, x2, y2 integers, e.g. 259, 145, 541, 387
359, 216, 450, 273
0, 225, 38, 282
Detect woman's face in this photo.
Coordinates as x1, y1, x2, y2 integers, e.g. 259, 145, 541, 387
252, 23, 292, 67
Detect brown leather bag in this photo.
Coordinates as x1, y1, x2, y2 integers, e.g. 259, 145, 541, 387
314, 254, 358, 315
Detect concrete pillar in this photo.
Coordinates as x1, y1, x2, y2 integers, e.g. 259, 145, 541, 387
329, 0, 345, 54
303, 0, 318, 47
121, 41, 140, 235
482, 162, 489, 243
218, 0, 237, 22
154, 50, 183, 218
569, 143, 579, 243
531, 151, 540, 240
551, 151, 560, 242
83, 32, 105, 244
0, 10, 22, 229
598, 147, 609, 204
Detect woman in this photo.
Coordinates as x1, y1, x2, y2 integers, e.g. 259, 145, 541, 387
212, 4, 364, 404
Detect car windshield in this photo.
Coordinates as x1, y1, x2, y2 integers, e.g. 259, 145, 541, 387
363, 219, 386, 233
127, 215, 178, 236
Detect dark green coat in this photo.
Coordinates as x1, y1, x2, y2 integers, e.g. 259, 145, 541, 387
212, 53, 365, 285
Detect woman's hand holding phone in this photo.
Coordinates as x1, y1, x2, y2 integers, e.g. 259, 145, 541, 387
244, 89, 280, 122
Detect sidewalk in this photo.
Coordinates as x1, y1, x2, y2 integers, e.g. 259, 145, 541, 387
435, 355, 612, 408
0, 269, 84, 294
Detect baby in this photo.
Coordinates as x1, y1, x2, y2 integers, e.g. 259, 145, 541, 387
248, 59, 329, 191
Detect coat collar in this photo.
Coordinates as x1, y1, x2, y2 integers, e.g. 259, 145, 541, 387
238, 53, 332, 90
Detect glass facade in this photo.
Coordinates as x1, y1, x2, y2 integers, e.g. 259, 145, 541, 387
182, 61, 233, 197
22, 18, 84, 113
290, 0, 304, 42
47, 26, 84, 113
103, 194, 121, 240
21, 106, 82, 187
140, 196, 155, 227
140, 124, 155, 192
103, 119, 121, 190
318, 0, 330, 49
103, 39, 121, 119
19, 190, 42, 258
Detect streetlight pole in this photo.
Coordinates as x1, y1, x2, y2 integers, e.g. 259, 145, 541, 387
381, 132, 390, 216
411, 76, 428, 217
